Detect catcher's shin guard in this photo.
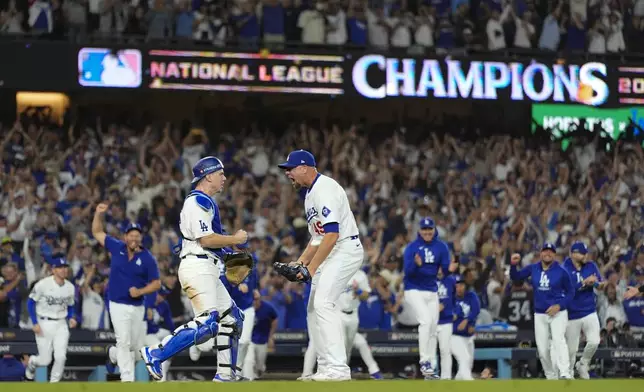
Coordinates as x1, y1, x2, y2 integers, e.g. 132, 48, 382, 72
216, 303, 245, 379
149, 311, 220, 362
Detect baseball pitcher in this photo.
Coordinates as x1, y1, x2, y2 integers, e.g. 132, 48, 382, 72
562, 241, 603, 379
276, 149, 362, 381
25, 257, 77, 382
402, 217, 451, 379
139, 156, 252, 382
510, 243, 575, 380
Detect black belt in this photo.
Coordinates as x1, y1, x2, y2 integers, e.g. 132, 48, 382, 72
342, 310, 354, 315
181, 254, 210, 260
39, 317, 63, 321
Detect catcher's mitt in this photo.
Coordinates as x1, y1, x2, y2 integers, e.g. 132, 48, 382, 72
273, 262, 311, 283
223, 252, 254, 285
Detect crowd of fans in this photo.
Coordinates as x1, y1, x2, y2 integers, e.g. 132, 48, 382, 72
1, 0, 643, 53
0, 105, 643, 348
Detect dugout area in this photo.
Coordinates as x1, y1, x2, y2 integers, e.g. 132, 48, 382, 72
1, 380, 642, 391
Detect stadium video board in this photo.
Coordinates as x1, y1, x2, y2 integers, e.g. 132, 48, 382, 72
532, 103, 644, 150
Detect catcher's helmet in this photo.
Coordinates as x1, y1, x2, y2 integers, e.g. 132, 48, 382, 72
191, 156, 224, 184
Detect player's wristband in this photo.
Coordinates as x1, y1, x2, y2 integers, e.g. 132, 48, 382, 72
356, 289, 364, 296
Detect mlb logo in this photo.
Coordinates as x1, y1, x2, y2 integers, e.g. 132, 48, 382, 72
322, 206, 331, 218
78, 47, 142, 88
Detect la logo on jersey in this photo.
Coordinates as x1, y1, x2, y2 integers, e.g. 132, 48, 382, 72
538, 272, 550, 291
459, 301, 471, 318
438, 282, 447, 298
422, 248, 435, 264
136, 258, 142, 266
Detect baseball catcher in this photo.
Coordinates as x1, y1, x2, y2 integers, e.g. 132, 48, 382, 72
273, 262, 312, 283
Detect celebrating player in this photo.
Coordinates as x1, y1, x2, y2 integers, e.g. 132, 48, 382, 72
435, 266, 457, 380
563, 241, 603, 379
402, 217, 451, 379
451, 273, 480, 381
276, 149, 363, 381
242, 296, 278, 380
93, 210, 161, 383
139, 156, 251, 382
24, 257, 77, 382
510, 243, 575, 380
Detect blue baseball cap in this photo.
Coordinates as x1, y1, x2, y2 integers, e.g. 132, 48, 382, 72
124, 223, 142, 234
277, 150, 316, 169
454, 274, 465, 284
159, 285, 172, 296
191, 156, 224, 184
49, 257, 69, 268
419, 217, 436, 229
571, 241, 588, 255
541, 242, 557, 252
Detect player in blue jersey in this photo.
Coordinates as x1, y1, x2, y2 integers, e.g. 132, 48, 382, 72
434, 266, 457, 380
403, 217, 451, 379
562, 241, 604, 379
451, 273, 480, 381
242, 297, 278, 380
510, 243, 575, 380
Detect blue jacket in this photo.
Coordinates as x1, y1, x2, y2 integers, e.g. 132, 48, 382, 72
438, 275, 457, 325
510, 261, 574, 314
562, 258, 601, 320
403, 232, 451, 292
452, 290, 481, 337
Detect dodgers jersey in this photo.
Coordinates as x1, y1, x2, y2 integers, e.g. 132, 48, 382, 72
179, 190, 226, 260
29, 276, 75, 319
438, 275, 457, 324
304, 174, 359, 246
510, 261, 575, 314
562, 258, 602, 320
338, 269, 371, 313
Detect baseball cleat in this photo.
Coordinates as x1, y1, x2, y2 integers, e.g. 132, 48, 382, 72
105, 346, 117, 374
140, 346, 163, 381
213, 374, 236, 382
297, 374, 313, 381
25, 356, 35, 380
575, 362, 590, 379
312, 370, 351, 381
370, 371, 384, 380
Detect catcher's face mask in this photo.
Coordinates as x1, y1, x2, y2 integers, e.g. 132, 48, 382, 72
223, 252, 254, 285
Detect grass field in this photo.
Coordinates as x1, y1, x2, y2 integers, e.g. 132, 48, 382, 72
3, 380, 642, 392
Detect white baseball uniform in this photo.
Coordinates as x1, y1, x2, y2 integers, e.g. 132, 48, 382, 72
28, 276, 75, 382
176, 192, 237, 379
305, 173, 363, 379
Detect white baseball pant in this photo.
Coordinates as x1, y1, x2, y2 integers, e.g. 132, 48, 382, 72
451, 335, 474, 380
109, 302, 146, 382
302, 328, 381, 377
177, 257, 237, 379
242, 343, 268, 380
29, 319, 70, 382
432, 323, 453, 379
341, 312, 380, 375
307, 242, 363, 377
404, 289, 439, 371
565, 312, 600, 374
237, 306, 256, 370
534, 310, 571, 379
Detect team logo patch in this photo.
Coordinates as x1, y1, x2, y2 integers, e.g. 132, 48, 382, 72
306, 207, 318, 222
322, 206, 331, 218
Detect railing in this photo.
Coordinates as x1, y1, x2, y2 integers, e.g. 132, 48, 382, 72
2, 31, 644, 62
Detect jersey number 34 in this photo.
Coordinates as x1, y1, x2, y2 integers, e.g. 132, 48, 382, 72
313, 221, 325, 235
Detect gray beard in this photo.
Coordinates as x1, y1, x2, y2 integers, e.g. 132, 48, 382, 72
292, 182, 302, 190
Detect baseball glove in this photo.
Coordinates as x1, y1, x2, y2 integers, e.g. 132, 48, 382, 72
273, 262, 312, 283
223, 252, 254, 285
